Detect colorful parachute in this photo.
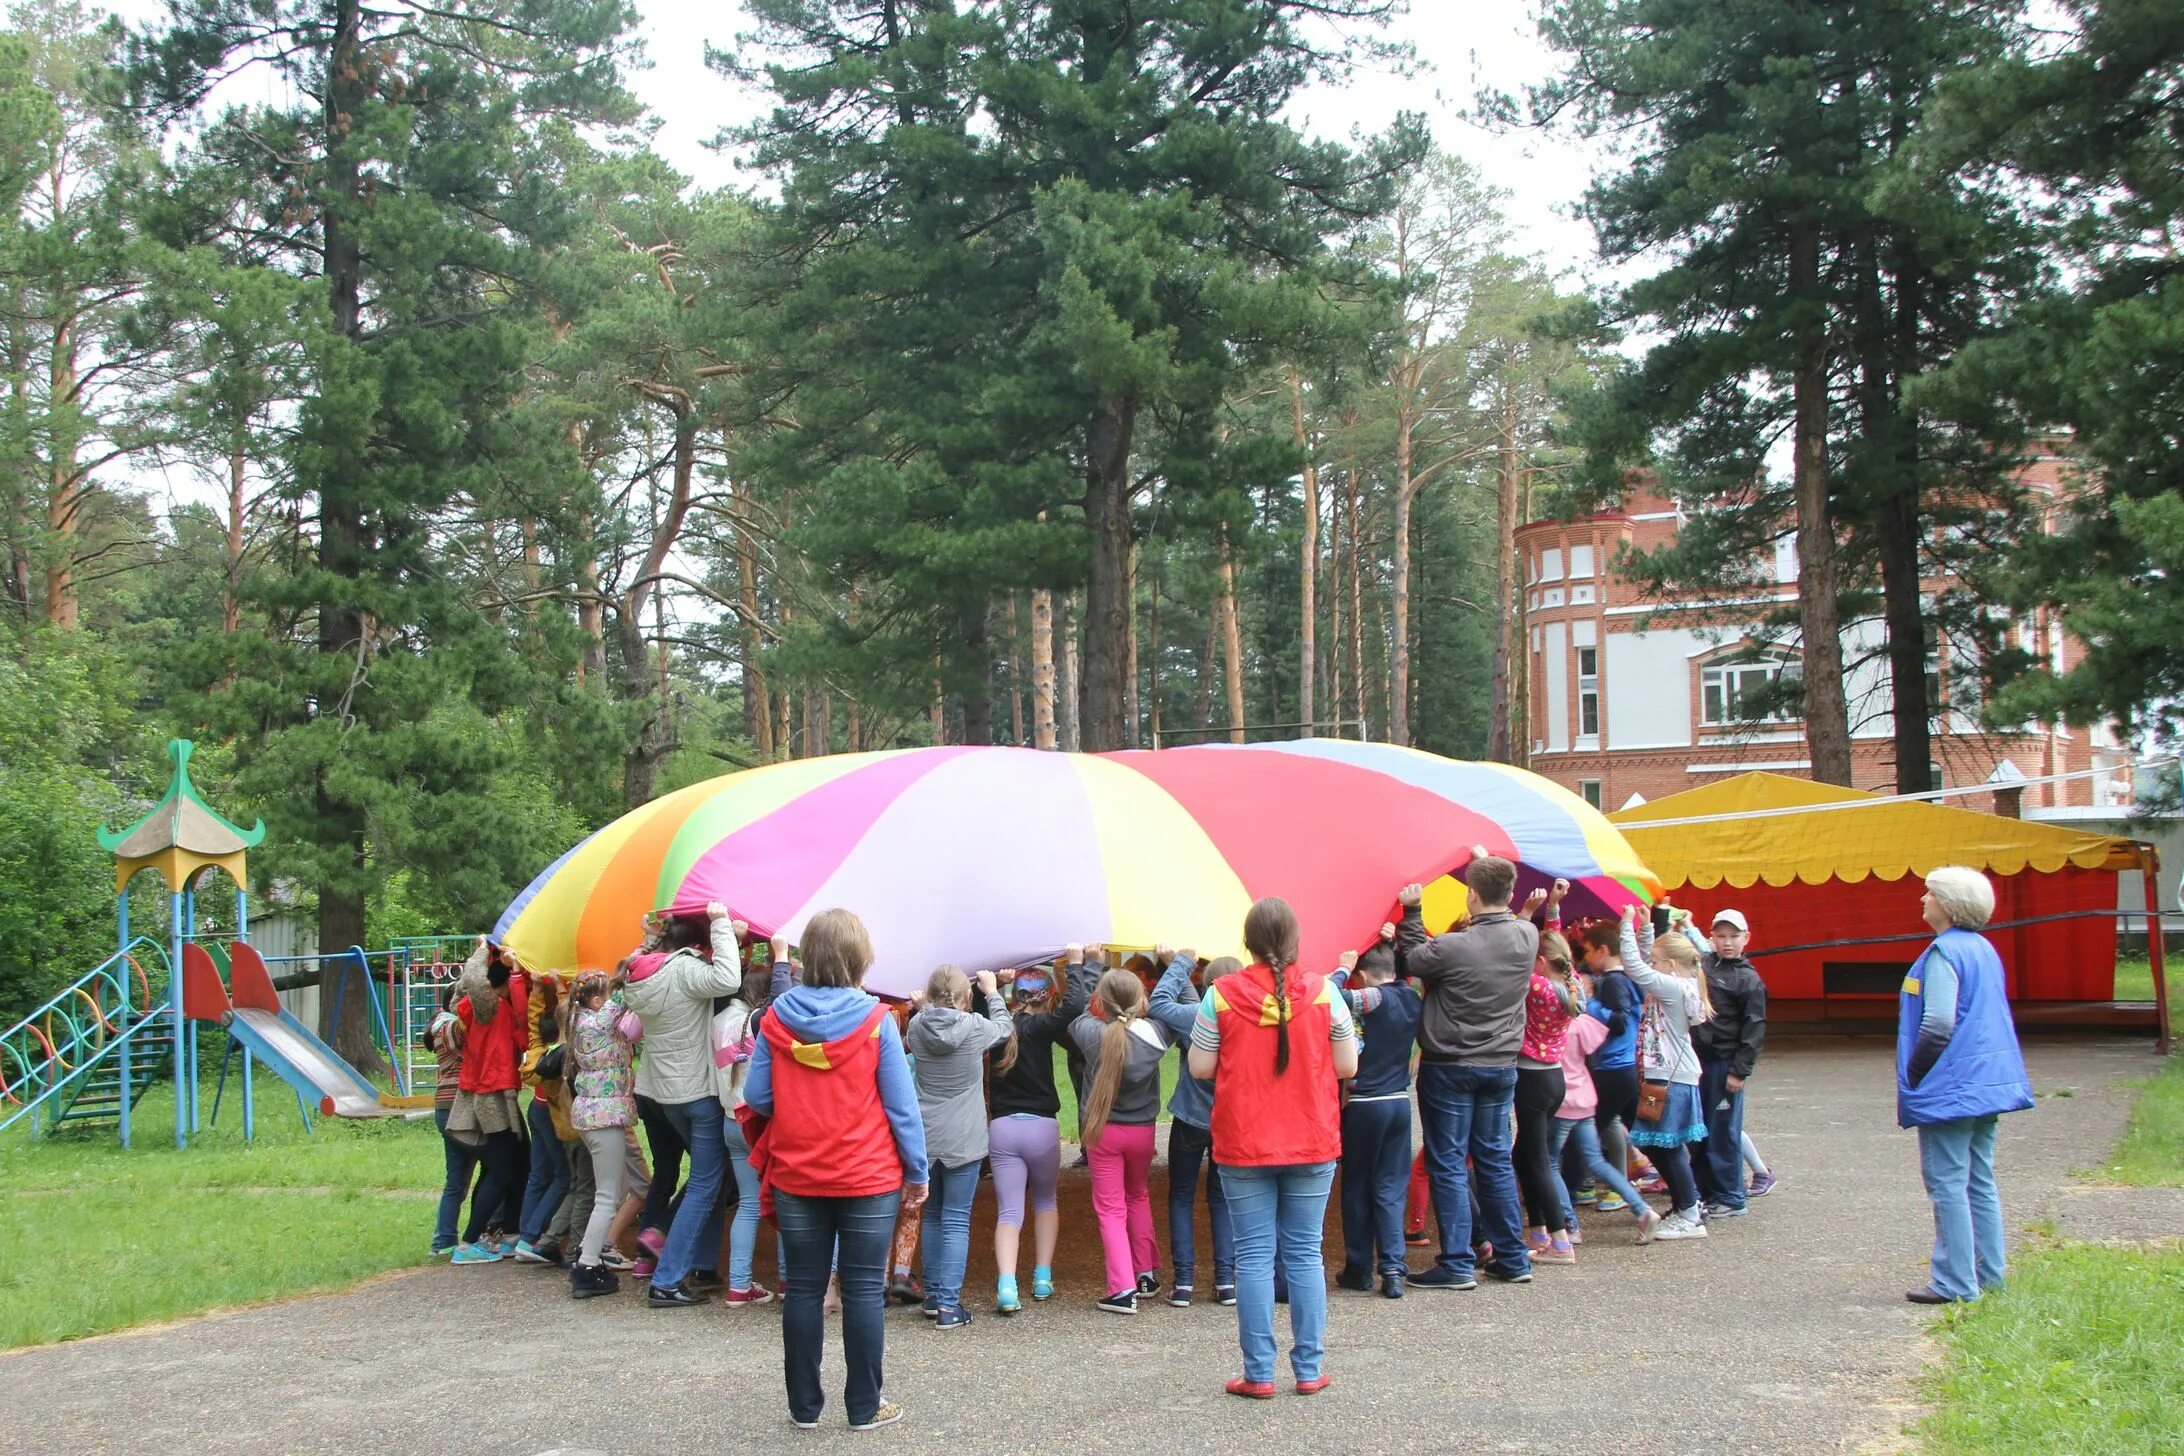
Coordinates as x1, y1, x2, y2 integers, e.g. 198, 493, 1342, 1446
494, 740, 1660, 998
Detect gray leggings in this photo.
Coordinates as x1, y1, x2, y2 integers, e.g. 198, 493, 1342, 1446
578, 1126, 629, 1266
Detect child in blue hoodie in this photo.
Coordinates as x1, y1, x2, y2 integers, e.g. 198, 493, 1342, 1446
1331, 925, 1424, 1298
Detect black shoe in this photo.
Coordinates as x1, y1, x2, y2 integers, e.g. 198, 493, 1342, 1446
936, 1304, 974, 1329
1335, 1267, 1374, 1293
688, 1269, 724, 1293
570, 1263, 619, 1299
648, 1281, 706, 1307
1380, 1273, 1405, 1299
1167, 1284, 1194, 1308
1214, 1284, 1237, 1307
1096, 1291, 1138, 1316
1136, 1271, 1160, 1298
1408, 1265, 1476, 1291
1905, 1288, 1955, 1306
1482, 1260, 1533, 1284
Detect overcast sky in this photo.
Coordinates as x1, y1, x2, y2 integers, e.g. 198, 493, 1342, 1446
636, 0, 1603, 275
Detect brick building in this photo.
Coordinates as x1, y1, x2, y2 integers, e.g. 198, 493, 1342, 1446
1516, 467, 2133, 814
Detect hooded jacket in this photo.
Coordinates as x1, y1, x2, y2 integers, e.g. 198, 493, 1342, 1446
619, 917, 743, 1105
744, 982, 929, 1193
905, 996, 1012, 1168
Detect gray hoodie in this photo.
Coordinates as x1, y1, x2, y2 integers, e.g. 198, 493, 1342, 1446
620, 917, 744, 1105
905, 996, 1013, 1169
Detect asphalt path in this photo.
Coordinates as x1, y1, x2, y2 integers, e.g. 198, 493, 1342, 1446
0, 1035, 2162, 1456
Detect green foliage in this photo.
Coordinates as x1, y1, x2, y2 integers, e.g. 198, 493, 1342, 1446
2101, 1052, 2184, 1188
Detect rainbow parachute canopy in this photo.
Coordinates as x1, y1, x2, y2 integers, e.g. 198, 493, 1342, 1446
494, 740, 1660, 998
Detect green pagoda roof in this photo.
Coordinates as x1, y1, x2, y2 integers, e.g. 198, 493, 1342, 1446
97, 740, 266, 859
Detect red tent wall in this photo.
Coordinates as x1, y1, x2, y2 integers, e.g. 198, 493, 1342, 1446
1659, 866, 2117, 1008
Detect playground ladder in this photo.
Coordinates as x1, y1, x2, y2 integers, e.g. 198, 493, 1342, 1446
0, 938, 178, 1138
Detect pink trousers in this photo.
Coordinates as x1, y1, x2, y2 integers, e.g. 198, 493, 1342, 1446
1087, 1122, 1160, 1298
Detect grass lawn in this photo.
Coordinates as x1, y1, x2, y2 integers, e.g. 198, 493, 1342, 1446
0, 1083, 440, 1351
1916, 1241, 2184, 1454
1053, 1047, 1183, 1141
2097, 1051, 2184, 1188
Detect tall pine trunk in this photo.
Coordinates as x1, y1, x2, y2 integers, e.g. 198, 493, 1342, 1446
1123, 541, 1140, 747
315, 0, 379, 1072
1217, 525, 1245, 743
44, 301, 80, 630
1080, 397, 1134, 750
222, 439, 247, 633
1006, 594, 1025, 746
1389, 408, 1417, 745
1486, 393, 1520, 762
735, 504, 771, 758
1059, 593, 1081, 752
1030, 588, 1057, 749
1146, 569, 1162, 746
1790, 221, 1854, 786
1345, 460, 1366, 738
1290, 368, 1318, 736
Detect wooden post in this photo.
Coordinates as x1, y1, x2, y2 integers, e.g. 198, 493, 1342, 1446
2145, 851, 2172, 1056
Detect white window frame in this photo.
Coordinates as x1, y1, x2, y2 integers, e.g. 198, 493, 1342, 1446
1576, 645, 1600, 739
1700, 654, 1802, 726
1578, 778, 1603, 809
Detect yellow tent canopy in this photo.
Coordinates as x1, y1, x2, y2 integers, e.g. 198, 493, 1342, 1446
1607, 772, 2143, 890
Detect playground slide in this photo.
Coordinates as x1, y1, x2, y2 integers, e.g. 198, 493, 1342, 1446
216, 941, 407, 1119
224, 1005, 401, 1119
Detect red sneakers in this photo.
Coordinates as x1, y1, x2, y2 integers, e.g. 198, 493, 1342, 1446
723, 1284, 775, 1307
1295, 1375, 1333, 1396
1225, 1377, 1277, 1400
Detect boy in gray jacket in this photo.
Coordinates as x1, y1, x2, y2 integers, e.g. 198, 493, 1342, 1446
905, 966, 1012, 1327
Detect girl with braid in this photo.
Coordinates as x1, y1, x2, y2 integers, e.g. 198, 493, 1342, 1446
1069, 968, 1172, 1314
1189, 898, 1358, 1399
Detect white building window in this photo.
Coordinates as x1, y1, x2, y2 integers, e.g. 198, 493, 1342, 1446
1577, 646, 1600, 738
1701, 656, 1801, 725
1579, 779, 1603, 809
1570, 544, 1595, 579
1540, 547, 1564, 583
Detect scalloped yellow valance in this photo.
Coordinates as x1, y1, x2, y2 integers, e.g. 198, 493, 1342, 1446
1608, 772, 2144, 891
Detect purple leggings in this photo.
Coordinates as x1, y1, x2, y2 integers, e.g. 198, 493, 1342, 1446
988, 1115, 1061, 1229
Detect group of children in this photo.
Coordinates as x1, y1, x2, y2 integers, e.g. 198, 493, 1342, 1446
424, 885, 1775, 1319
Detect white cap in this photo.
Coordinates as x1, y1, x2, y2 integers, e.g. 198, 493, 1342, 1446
1711, 909, 1749, 932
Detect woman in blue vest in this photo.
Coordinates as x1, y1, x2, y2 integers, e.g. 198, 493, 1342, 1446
1898, 866, 2035, 1305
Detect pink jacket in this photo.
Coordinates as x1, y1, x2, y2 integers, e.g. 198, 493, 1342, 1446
1558, 1014, 1609, 1119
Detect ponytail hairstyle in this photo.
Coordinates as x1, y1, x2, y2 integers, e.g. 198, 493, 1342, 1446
1536, 931, 1580, 1011
560, 971, 609, 1043
1079, 969, 1147, 1148
1649, 927, 1713, 1023
1242, 897, 1302, 1074
992, 958, 1063, 1078
925, 964, 971, 1011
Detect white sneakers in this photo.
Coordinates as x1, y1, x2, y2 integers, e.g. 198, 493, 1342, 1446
1651, 1210, 1710, 1241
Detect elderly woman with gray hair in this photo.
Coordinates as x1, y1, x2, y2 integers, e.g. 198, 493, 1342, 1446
1897, 865, 2035, 1305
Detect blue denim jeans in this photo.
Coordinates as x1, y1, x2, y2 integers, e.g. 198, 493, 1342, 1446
722, 1117, 764, 1291
920, 1159, 981, 1312
1552, 1114, 1643, 1227
1221, 1160, 1336, 1384
432, 1108, 478, 1252
518, 1097, 570, 1243
1167, 1118, 1234, 1288
652, 1096, 725, 1289
1339, 1097, 1411, 1278
1416, 1062, 1527, 1278
1917, 1114, 2006, 1301
777, 1188, 899, 1427
1694, 1059, 1748, 1210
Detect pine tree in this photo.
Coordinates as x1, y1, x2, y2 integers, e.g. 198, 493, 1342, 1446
134, 0, 640, 1063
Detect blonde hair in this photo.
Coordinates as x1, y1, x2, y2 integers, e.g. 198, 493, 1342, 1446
1651, 929, 1713, 1021
1079, 969, 1146, 1147
800, 909, 873, 989
1242, 897, 1302, 1073
1925, 865, 1997, 929
925, 964, 970, 1010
